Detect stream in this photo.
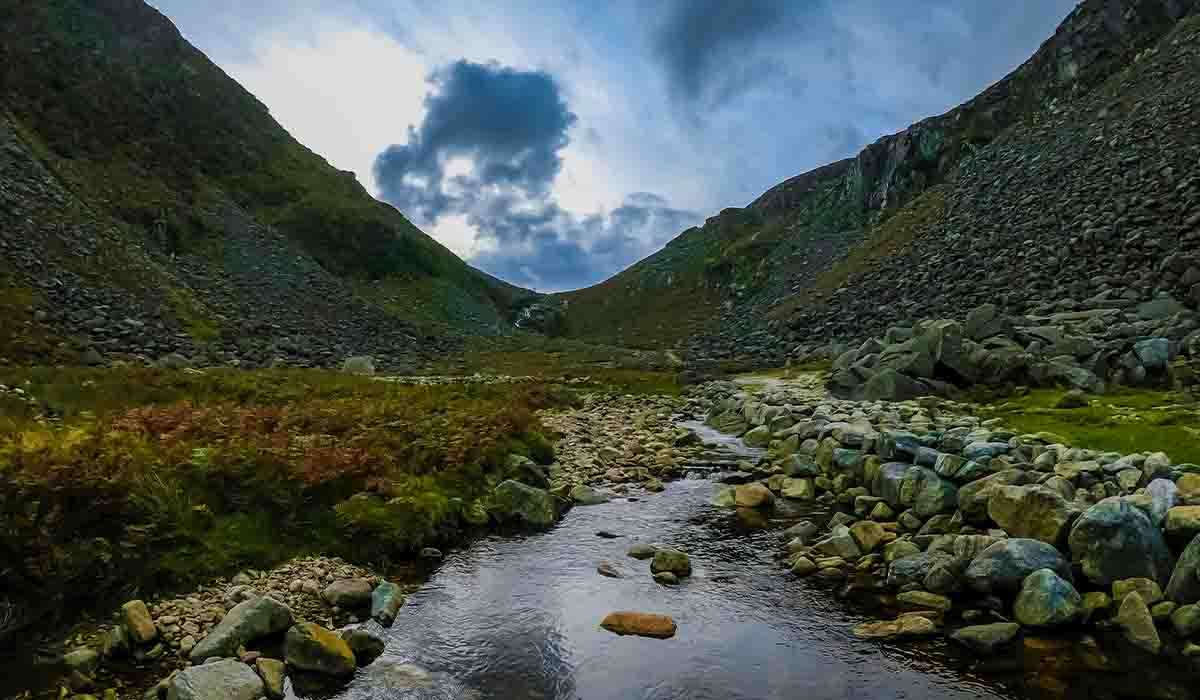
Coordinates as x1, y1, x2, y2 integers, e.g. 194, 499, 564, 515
314, 422, 1023, 700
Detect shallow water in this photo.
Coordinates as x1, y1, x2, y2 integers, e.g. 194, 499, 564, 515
319, 476, 1019, 700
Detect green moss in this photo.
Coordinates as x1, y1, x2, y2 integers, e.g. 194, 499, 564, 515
166, 287, 220, 343
978, 388, 1200, 464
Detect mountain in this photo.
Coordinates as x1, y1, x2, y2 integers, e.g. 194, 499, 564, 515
560, 0, 1200, 365
0, 0, 534, 369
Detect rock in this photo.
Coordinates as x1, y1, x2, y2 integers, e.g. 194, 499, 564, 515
902, 467, 959, 518
121, 600, 157, 645
783, 520, 820, 543
964, 539, 1072, 594
600, 612, 677, 639
710, 486, 736, 507
814, 526, 862, 560
849, 521, 887, 553
627, 543, 658, 560
597, 562, 623, 578
1014, 569, 1081, 627
1165, 506, 1200, 539
1167, 533, 1200, 603
323, 579, 373, 609
650, 549, 692, 578
371, 581, 404, 626
1171, 604, 1200, 637
987, 485, 1073, 544
1115, 592, 1161, 654
166, 658, 264, 700
1137, 297, 1185, 321
853, 615, 939, 639
958, 470, 1029, 522
734, 483, 775, 508
742, 426, 772, 448
884, 540, 921, 563
862, 369, 931, 402
780, 477, 815, 500
419, 547, 443, 559
490, 480, 563, 529
62, 648, 100, 676
569, 485, 613, 505
341, 627, 386, 666
950, 622, 1021, 655
341, 356, 375, 376
1055, 390, 1089, 409
285, 623, 356, 677
190, 596, 293, 662
1068, 498, 1172, 586
653, 571, 679, 585
897, 591, 952, 612
1113, 578, 1163, 606
255, 658, 286, 700
791, 557, 818, 576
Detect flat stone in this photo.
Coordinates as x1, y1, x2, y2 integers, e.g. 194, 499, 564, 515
285, 623, 356, 677
167, 658, 263, 700
950, 623, 1020, 655
600, 612, 677, 639
853, 615, 938, 639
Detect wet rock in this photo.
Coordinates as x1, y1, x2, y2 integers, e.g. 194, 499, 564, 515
1165, 506, 1200, 539
597, 562, 623, 578
853, 615, 939, 640
1115, 592, 1161, 654
627, 543, 658, 559
791, 557, 818, 576
743, 426, 772, 448
950, 623, 1020, 655
902, 467, 959, 518
897, 591, 952, 612
570, 485, 613, 506
964, 539, 1072, 595
600, 612, 677, 639
1014, 569, 1081, 627
1171, 604, 1200, 637
167, 658, 264, 700
62, 648, 100, 676
371, 581, 404, 626
1167, 534, 1200, 603
849, 521, 887, 554
957, 470, 1029, 522
651, 548, 692, 578
341, 626, 386, 666
1113, 578, 1163, 606
1068, 498, 1172, 586
255, 658, 286, 700
285, 622, 356, 677
121, 600, 157, 645
491, 480, 563, 529
323, 579, 372, 609
190, 596, 293, 663
987, 485, 1073, 545
814, 526, 862, 560
653, 571, 679, 585
711, 486, 736, 507
780, 477, 815, 500
734, 483, 775, 508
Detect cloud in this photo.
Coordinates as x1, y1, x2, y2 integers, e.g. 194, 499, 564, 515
373, 60, 702, 291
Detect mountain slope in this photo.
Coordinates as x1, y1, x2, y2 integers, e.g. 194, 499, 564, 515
0, 0, 532, 368
561, 0, 1200, 361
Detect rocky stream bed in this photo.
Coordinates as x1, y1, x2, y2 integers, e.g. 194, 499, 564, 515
8, 371, 1200, 699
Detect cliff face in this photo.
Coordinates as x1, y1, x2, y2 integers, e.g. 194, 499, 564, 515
0, 0, 530, 367
562, 0, 1200, 358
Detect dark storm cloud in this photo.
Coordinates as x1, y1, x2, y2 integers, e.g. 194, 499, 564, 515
373, 60, 702, 291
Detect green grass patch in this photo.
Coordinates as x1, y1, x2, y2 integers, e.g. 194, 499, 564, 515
977, 387, 1200, 464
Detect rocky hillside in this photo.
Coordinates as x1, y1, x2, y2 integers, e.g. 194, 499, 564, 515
0, 0, 534, 369
560, 0, 1200, 365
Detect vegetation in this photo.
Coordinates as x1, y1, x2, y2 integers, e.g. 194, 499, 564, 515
0, 368, 570, 618
978, 387, 1200, 465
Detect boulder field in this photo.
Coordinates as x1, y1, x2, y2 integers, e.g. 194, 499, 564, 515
695, 375, 1200, 657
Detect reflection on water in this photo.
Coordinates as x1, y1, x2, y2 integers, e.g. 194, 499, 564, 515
322, 477, 1017, 700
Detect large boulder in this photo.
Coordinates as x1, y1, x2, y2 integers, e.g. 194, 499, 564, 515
1068, 498, 1173, 586
901, 467, 958, 518
958, 470, 1029, 522
873, 462, 912, 507
190, 596, 293, 662
323, 579, 373, 609
570, 485, 614, 506
371, 581, 404, 625
734, 482, 775, 508
964, 539, 1072, 594
490, 480, 564, 529
862, 369, 931, 402
1014, 569, 1082, 627
707, 410, 749, 436
341, 356, 376, 376
1115, 592, 1161, 654
285, 623, 356, 677
987, 485, 1074, 545
650, 549, 692, 578
167, 659, 264, 700
1167, 534, 1200, 603
742, 426, 773, 448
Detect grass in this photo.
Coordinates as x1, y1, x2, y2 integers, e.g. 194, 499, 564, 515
0, 367, 572, 617
0, 274, 73, 365
977, 387, 1200, 465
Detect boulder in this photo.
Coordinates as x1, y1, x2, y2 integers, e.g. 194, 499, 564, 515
285, 623, 356, 677
371, 581, 404, 626
650, 549, 692, 578
734, 483, 775, 508
600, 612, 677, 639
255, 658, 286, 700
1167, 534, 1200, 603
341, 626, 386, 666
323, 579, 373, 609
1014, 569, 1081, 627
901, 467, 958, 518
341, 356, 375, 376
873, 462, 912, 507
896, 591, 952, 612
742, 426, 772, 448
570, 485, 613, 506
627, 543, 659, 560
190, 596, 293, 663
167, 659, 264, 700
958, 470, 1029, 522
950, 623, 1020, 655
964, 539, 1072, 594
814, 526, 863, 560
849, 521, 887, 554
987, 485, 1073, 544
780, 477, 815, 500
1171, 604, 1200, 637
1068, 498, 1172, 586
121, 600, 157, 645
490, 480, 563, 529
1113, 578, 1163, 606
1115, 592, 1161, 654
1165, 506, 1200, 539
862, 369, 931, 402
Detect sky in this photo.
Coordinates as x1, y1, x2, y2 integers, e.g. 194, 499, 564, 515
149, 0, 1078, 291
